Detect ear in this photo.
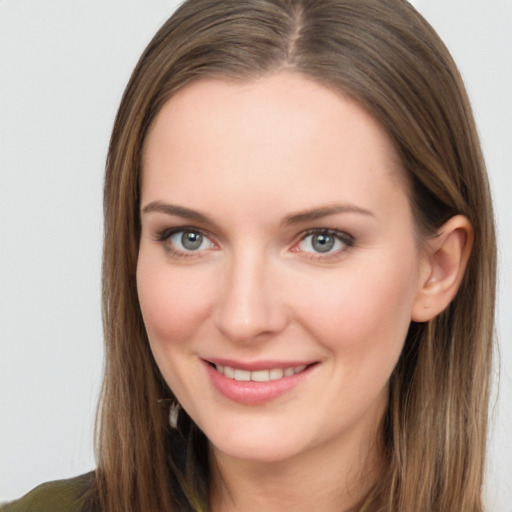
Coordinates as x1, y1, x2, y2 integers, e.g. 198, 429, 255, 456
412, 215, 473, 322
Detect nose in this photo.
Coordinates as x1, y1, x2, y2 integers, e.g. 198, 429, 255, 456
214, 250, 289, 343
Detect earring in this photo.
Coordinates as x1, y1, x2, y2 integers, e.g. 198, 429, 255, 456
169, 401, 181, 429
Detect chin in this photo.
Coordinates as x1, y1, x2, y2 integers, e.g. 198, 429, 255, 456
203, 415, 314, 464
212, 436, 306, 464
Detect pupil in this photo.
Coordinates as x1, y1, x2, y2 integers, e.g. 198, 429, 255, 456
182, 231, 203, 250
312, 234, 334, 253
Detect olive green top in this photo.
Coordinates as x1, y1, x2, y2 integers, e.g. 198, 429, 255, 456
0, 473, 94, 512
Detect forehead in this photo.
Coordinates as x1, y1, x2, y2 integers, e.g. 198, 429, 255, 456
141, 73, 409, 220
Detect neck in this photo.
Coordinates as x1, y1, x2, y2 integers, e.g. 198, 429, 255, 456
208, 416, 385, 512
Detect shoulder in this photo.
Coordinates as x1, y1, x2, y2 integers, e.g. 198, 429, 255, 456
0, 472, 96, 512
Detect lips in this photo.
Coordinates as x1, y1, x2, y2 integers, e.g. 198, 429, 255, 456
203, 359, 316, 405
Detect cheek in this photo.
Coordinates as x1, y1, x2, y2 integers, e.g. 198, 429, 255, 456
291, 256, 418, 365
136, 258, 213, 348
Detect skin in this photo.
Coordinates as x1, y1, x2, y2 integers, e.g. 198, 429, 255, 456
136, 73, 470, 511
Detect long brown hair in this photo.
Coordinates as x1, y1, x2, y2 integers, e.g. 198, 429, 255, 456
92, 1, 496, 510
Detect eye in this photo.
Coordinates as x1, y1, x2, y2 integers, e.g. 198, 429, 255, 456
156, 228, 216, 256
296, 229, 353, 255
170, 230, 212, 251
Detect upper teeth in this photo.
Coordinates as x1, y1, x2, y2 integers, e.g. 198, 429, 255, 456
215, 364, 307, 382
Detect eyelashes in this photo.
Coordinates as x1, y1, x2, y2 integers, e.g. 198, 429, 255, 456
153, 226, 354, 260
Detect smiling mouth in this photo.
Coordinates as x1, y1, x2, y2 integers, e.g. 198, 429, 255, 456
205, 360, 317, 404
210, 363, 311, 382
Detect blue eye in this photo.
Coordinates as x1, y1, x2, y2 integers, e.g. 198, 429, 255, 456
165, 229, 215, 253
297, 230, 352, 254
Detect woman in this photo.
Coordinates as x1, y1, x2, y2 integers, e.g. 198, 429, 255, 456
3, 0, 496, 511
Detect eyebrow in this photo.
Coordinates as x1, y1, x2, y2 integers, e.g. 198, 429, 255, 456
281, 203, 374, 226
141, 201, 374, 227
141, 201, 213, 225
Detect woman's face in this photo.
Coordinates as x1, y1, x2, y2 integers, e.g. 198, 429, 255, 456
137, 73, 430, 463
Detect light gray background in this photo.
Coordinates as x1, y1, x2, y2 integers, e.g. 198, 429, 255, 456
1, 0, 511, 509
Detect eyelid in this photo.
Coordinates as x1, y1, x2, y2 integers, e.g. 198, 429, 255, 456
154, 225, 198, 241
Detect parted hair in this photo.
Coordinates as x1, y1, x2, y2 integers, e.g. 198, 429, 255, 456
91, 1, 496, 511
